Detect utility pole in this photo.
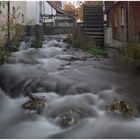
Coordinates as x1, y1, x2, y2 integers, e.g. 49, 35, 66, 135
39, 1, 43, 24
126, 1, 129, 43
7, 1, 10, 47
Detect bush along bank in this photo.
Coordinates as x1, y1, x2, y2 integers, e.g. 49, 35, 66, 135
119, 43, 140, 69
64, 27, 108, 58
0, 7, 27, 64
31, 39, 43, 49
0, 24, 25, 65
0, 48, 10, 64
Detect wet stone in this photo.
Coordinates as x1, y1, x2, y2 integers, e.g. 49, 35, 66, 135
53, 108, 91, 128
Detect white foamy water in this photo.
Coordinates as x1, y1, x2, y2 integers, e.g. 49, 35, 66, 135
0, 88, 140, 139
0, 35, 140, 138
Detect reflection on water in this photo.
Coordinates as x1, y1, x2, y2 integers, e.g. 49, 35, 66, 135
0, 35, 140, 138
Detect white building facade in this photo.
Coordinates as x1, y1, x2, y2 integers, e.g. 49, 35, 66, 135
41, 1, 56, 26
0, 1, 42, 26
0, 1, 43, 45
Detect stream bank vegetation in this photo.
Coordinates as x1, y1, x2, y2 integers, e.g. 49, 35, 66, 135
119, 43, 140, 69
0, 48, 10, 64
0, 6, 25, 64
65, 27, 108, 58
31, 38, 43, 49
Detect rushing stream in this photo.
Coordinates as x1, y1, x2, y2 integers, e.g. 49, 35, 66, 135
0, 35, 140, 138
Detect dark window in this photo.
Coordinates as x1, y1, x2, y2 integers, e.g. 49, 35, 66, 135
22, 13, 24, 23
121, 7, 124, 26
12, 7, 16, 18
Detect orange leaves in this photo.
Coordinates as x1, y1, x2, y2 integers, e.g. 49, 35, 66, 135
63, 2, 83, 21
63, 2, 75, 13
75, 5, 83, 21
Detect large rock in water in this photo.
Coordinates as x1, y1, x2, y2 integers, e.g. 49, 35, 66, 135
53, 108, 92, 128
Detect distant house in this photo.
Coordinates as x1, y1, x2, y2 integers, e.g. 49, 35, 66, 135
0, 1, 44, 36
41, 1, 76, 28
0, 1, 76, 37
25, 1, 42, 25
0, 1, 26, 26
0, 1, 43, 26
105, 1, 140, 48
50, 1, 62, 9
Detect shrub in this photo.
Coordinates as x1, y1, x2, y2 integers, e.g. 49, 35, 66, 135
86, 46, 108, 57
66, 26, 107, 57
0, 7, 25, 51
7, 23, 25, 52
121, 43, 140, 66
31, 39, 42, 49
0, 48, 10, 64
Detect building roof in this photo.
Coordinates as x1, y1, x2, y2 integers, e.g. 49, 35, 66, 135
47, 1, 75, 18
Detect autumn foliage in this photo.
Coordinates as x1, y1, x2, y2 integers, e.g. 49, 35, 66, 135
63, 2, 83, 21
75, 5, 83, 21
63, 1, 102, 21
63, 2, 75, 13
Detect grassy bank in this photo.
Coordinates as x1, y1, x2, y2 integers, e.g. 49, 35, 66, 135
65, 27, 108, 58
